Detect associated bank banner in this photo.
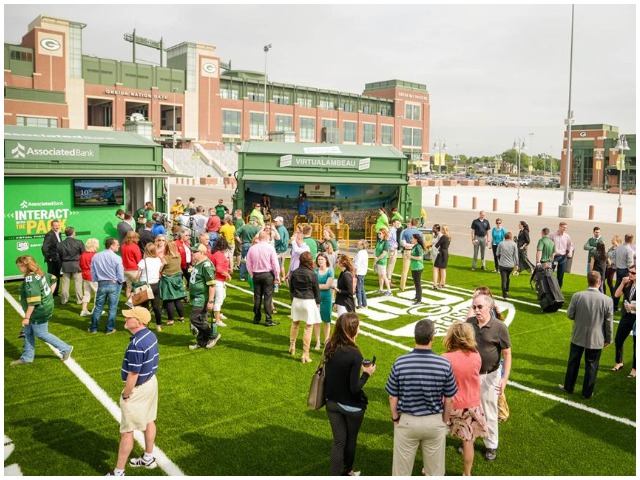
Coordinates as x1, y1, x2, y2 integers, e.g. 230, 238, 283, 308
5, 140, 99, 162
4, 178, 122, 278
279, 155, 370, 170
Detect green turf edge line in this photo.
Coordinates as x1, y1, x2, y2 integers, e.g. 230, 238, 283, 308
3, 288, 186, 476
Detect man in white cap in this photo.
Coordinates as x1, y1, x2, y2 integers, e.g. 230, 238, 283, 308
107, 306, 159, 476
273, 216, 290, 284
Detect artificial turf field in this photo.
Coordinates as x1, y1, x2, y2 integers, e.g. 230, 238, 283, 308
3, 254, 636, 476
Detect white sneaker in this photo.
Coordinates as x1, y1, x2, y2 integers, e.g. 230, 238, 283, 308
80, 310, 91, 317
219, 313, 227, 320
188, 344, 202, 350
206, 334, 221, 349
216, 320, 227, 327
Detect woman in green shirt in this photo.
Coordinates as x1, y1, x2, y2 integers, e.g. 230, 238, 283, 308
374, 207, 389, 233
410, 233, 425, 304
373, 228, 392, 296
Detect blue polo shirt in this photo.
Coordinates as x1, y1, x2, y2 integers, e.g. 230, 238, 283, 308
385, 349, 457, 416
121, 328, 159, 385
400, 227, 422, 249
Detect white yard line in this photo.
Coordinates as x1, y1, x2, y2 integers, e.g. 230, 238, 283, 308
4, 289, 185, 476
227, 281, 635, 428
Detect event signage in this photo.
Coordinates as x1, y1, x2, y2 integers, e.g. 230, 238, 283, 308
305, 184, 332, 198
4, 178, 123, 278
279, 155, 371, 170
104, 89, 168, 100
5, 140, 99, 162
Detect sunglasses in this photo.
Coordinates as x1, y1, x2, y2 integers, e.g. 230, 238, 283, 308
471, 304, 484, 310
630, 271, 636, 275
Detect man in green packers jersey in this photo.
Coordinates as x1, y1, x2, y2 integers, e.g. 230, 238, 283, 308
11, 255, 73, 366
215, 199, 229, 221
188, 244, 221, 350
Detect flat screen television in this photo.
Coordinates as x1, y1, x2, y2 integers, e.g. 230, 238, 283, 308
73, 179, 124, 207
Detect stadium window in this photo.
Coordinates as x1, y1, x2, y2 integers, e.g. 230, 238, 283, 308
381, 125, 393, 145
300, 117, 316, 141
363, 123, 375, 144
405, 103, 421, 120
273, 94, 290, 105
16, 116, 58, 128
220, 88, 239, 100
249, 112, 265, 138
247, 91, 265, 102
222, 110, 241, 136
319, 99, 334, 110
297, 96, 313, 108
343, 121, 356, 143
275, 114, 293, 132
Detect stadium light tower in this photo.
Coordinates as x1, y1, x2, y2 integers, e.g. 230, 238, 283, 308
263, 43, 272, 140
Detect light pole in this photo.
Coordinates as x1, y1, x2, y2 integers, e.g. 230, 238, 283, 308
528, 132, 534, 174
263, 43, 272, 140
615, 135, 629, 207
513, 138, 527, 200
453, 155, 460, 174
560, 4, 575, 218
494, 154, 502, 174
172, 87, 177, 164
433, 140, 446, 195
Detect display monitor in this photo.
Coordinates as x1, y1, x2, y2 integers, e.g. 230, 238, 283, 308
73, 179, 124, 207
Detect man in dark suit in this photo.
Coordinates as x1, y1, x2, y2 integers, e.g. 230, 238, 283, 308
57, 226, 85, 305
559, 271, 614, 399
41, 219, 62, 295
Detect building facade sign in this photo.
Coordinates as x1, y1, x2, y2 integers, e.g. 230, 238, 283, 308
37, 32, 63, 57
279, 154, 370, 170
104, 89, 169, 100
5, 140, 99, 162
397, 91, 428, 101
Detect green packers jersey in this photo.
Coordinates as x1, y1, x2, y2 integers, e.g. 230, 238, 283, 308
20, 273, 55, 324
189, 259, 216, 307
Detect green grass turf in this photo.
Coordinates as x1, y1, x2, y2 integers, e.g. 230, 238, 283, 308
4, 254, 636, 476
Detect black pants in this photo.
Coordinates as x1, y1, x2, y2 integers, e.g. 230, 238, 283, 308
612, 268, 629, 309
163, 298, 184, 320
492, 244, 499, 268
499, 267, 514, 297
326, 400, 365, 476
604, 267, 616, 297
190, 306, 213, 347
563, 342, 602, 398
46, 260, 61, 295
411, 269, 423, 302
614, 313, 636, 364
253, 271, 274, 323
144, 283, 162, 326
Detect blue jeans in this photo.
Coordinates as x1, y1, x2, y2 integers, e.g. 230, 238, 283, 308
552, 254, 568, 288
208, 232, 219, 251
239, 243, 251, 280
356, 275, 367, 307
21, 321, 71, 363
90, 281, 121, 332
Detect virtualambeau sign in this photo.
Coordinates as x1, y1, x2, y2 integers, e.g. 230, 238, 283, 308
279, 154, 370, 170
5, 140, 99, 162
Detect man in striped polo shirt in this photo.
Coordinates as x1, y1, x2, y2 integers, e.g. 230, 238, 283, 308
385, 319, 457, 476
107, 306, 159, 476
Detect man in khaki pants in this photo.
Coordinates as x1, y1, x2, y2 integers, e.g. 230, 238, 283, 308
399, 219, 422, 290
386, 319, 457, 475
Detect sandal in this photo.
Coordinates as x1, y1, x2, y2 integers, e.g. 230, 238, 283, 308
611, 364, 624, 372
165, 320, 175, 326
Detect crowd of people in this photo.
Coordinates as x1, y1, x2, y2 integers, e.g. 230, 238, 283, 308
9, 197, 636, 476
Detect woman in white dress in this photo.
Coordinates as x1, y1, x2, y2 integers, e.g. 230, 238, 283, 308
289, 251, 321, 363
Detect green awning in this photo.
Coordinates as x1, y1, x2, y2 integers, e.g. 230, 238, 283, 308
241, 173, 407, 185
5, 169, 182, 178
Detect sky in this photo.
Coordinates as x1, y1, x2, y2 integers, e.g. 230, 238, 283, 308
4, 2, 637, 158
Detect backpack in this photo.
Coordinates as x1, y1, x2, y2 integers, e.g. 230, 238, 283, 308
530, 265, 565, 313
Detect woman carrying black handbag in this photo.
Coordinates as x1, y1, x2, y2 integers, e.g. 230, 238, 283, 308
324, 312, 376, 476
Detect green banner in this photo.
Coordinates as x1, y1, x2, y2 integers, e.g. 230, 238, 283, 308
4, 178, 123, 278
279, 155, 370, 170
5, 140, 99, 162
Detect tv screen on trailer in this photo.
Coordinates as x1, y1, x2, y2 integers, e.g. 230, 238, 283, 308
73, 179, 124, 207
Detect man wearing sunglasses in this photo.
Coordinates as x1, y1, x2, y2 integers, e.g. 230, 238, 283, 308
466, 294, 512, 461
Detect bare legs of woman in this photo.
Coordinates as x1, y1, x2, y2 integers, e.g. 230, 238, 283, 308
433, 267, 440, 289
462, 440, 474, 476
314, 323, 322, 350
323, 322, 331, 347
439, 268, 447, 289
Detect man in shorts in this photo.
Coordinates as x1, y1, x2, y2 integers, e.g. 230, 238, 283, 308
107, 306, 159, 476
